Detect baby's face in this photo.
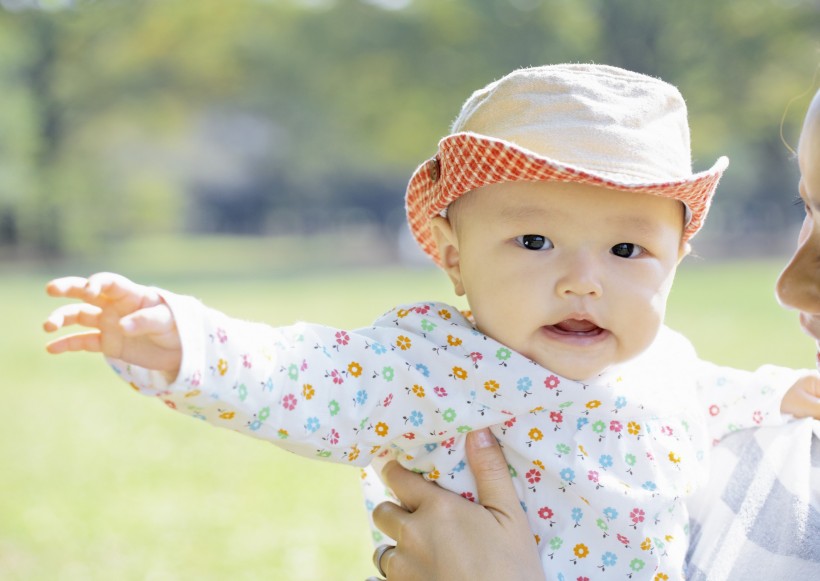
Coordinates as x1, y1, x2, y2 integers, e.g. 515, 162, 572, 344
433, 180, 686, 381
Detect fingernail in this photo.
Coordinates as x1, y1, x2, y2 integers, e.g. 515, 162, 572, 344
472, 428, 495, 449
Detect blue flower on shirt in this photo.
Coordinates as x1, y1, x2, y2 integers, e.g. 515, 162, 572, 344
371, 342, 387, 355
614, 396, 627, 409
601, 552, 617, 567
452, 460, 466, 473
355, 390, 368, 405
517, 377, 532, 392
571, 507, 583, 524
424, 443, 438, 453
642, 481, 657, 491
603, 507, 619, 520
305, 417, 320, 433
408, 411, 424, 426
415, 363, 431, 377
577, 417, 589, 430
560, 468, 575, 483
599, 454, 614, 469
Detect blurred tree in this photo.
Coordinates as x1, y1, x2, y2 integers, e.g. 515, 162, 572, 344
0, 0, 817, 260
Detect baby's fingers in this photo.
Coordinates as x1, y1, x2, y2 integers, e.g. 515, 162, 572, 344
121, 304, 176, 338
45, 330, 102, 355
43, 303, 103, 333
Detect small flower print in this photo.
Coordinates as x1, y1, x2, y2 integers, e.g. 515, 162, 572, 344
433, 386, 448, 397
335, 331, 350, 346
533, 459, 545, 470
408, 411, 424, 427
382, 366, 395, 382
549, 537, 563, 551
610, 420, 623, 434
420, 319, 436, 332
277, 429, 289, 439
258, 407, 270, 421
517, 377, 532, 393
375, 422, 389, 437
668, 452, 681, 464
438, 309, 452, 320
592, 420, 606, 434
538, 506, 554, 520
654, 574, 669, 581
573, 543, 589, 559
216, 328, 227, 343
627, 421, 641, 435
456, 425, 472, 433
328, 428, 340, 445
347, 445, 360, 462
412, 384, 425, 398
484, 380, 500, 394
544, 375, 560, 390
629, 558, 645, 572
330, 369, 344, 385
625, 453, 636, 466
396, 335, 412, 351
287, 364, 298, 380
630, 508, 645, 528
560, 468, 575, 482
305, 417, 320, 433
402, 432, 416, 440
328, 399, 340, 416
442, 408, 457, 422
588, 470, 599, 484
348, 362, 363, 377
577, 417, 589, 430
355, 390, 368, 405
383, 393, 393, 407
709, 404, 720, 416
525, 469, 541, 485
753, 410, 763, 424
371, 342, 387, 354
550, 411, 563, 426
596, 518, 609, 532
642, 481, 657, 492
441, 437, 456, 449
529, 428, 544, 442
237, 384, 247, 401
447, 334, 463, 347
427, 469, 440, 480
302, 384, 315, 399
217, 359, 228, 376
617, 533, 630, 546
614, 396, 627, 409
452, 366, 468, 380
495, 347, 512, 362
461, 491, 475, 502
397, 309, 409, 318
604, 507, 619, 521
571, 507, 583, 524
282, 394, 298, 411
556, 443, 571, 455
415, 363, 430, 377
599, 454, 613, 469
641, 538, 652, 551
469, 351, 483, 366
586, 400, 601, 409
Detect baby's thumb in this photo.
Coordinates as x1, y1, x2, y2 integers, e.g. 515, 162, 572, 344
466, 428, 519, 513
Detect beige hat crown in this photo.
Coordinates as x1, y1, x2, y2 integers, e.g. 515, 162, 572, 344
405, 64, 729, 266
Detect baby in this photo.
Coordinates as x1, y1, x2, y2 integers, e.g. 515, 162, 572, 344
45, 64, 819, 580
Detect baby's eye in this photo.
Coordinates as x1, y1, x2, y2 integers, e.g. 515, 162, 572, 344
516, 235, 553, 251
611, 243, 644, 258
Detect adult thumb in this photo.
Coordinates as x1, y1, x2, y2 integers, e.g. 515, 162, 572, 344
466, 428, 519, 513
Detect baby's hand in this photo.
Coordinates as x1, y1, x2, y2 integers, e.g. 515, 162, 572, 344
780, 373, 820, 419
44, 272, 182, 377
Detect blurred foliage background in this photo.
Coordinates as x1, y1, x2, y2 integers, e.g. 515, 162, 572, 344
2, 0, 820, 579
0, 0, 818, 266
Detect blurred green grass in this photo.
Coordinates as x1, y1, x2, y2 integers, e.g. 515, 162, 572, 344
1, 254, 814, 580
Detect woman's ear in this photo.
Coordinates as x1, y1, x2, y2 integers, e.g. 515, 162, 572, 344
430, 216, 465, 296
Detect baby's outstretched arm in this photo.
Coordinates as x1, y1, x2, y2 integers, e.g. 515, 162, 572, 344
44, 272, 182, 378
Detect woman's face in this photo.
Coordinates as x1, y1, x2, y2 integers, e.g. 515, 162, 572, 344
776, 90, 820, 346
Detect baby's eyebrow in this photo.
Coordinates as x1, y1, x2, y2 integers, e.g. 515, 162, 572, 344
497, 204, 561, 224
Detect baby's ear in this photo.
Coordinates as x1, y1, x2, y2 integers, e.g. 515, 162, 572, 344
678, 241, 691, 263
430, 216, 465, 296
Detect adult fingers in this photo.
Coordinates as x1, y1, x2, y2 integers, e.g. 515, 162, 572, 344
371, 498, 408, 542
43, 303, 102, 333
466, 428, 520, 515
379, 460, 443, 513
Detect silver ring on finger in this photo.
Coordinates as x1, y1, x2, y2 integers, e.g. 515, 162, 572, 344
372, 543, 395, 578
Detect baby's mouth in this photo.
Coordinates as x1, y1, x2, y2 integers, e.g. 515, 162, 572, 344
550, 319, 603, 335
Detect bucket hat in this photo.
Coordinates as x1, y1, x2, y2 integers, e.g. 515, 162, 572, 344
405, 64, 729, 266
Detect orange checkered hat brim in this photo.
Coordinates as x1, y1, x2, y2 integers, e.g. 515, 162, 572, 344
405, 132, 728, 267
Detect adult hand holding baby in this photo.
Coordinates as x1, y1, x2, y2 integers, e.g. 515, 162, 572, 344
43, 272, 182, 377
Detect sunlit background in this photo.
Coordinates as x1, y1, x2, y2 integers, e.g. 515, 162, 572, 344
1, 1, 819, 579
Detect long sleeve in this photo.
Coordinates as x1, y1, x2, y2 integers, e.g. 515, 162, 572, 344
109, 292, 580, 469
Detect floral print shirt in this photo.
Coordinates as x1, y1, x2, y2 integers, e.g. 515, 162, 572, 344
111, 292, 802, 581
